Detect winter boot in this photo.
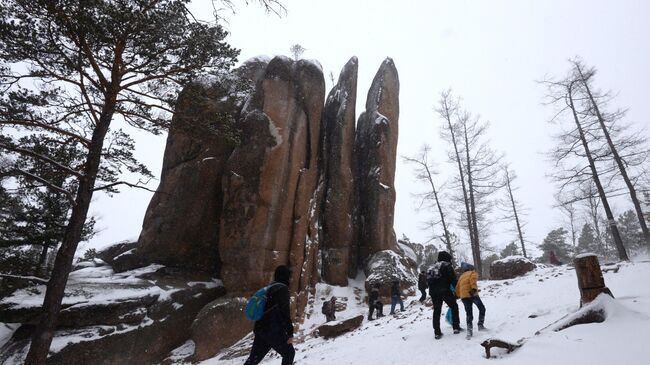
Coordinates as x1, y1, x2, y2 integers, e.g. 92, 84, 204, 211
478, 324, 486, 331
453, 327, 463, 334
466, 327, 473, 340
435, 333, 443, 340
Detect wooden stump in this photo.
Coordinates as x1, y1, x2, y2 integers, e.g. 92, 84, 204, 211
574, 254, 613, 306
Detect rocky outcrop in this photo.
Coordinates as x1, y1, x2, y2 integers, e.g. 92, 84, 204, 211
315, 314, 364, 338
490, 256, 536, 280
364, 250, 417, 299
218, 56, 324, 302
355, 58, 400, 263
134, 58, 267, 275
135, 84, 242, 274
0, 264, 225, 365
320, 57, 358, 286
190, 297, 252, 362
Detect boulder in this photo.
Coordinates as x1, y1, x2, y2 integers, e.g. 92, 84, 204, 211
355, 58, 400, 262
320, 57, 358, 285
95, 241, 137, 265
316, 314, 364, 338
364, 250, 418, 299
218, 56, 325, 304
190, 297, 252, 362
490, 256, 536, 280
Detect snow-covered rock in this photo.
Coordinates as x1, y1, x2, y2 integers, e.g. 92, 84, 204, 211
490, 255, 536, 280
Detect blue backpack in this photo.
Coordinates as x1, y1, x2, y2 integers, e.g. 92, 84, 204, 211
245, 283, 282, 321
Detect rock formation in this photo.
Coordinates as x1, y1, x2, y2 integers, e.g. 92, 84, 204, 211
355, 58, 400, 262
320, 57, 358, 285
490, 256, 536, 280
135, 64, 261, 274
0, 56, 415, 364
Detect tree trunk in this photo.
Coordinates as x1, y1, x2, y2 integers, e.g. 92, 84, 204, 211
24, 106, 115, 364
463, 122, 482, 277
423, 163, 454, 265
567, 83, 628, 261
36, 243, 50, 277
575, 63, 650, 249
505, 170, 527, 258
442, 105, 474, 263
573, 254, 613, 306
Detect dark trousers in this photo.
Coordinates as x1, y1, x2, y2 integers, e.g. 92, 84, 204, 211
368, 301, 383, 319
461, 296, 486, 327
244, 330, 295, 365
419, 288, 427, 302
432, 292, 460, 335
390, 295, 405, 314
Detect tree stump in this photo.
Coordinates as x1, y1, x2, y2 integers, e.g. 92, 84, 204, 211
574, 254, 613, 306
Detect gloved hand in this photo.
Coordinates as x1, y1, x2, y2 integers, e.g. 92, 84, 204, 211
469, 288, 478, 297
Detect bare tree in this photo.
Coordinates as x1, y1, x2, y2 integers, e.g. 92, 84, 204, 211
437, 90, 503, 276
290, 43, 306, 60
542, 70, 629, 261
556, 195, 578, 247
500, 165, 528, 257
404, 145, 455, 265
571, 59, 650, 248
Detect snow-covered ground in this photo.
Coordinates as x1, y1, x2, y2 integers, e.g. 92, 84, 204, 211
200, 261, 650, 365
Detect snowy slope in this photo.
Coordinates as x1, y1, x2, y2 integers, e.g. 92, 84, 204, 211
194, 261, 650, 365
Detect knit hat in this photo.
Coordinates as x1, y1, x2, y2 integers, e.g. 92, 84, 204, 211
274, 265, 291, 285
438, 251, 452, 263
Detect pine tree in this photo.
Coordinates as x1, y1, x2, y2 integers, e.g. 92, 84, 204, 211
0, 1, 245, 361
577, 223, 598, 254
539, 227, 572, 264
617, 210, 643, 253
500, 241, 520, 258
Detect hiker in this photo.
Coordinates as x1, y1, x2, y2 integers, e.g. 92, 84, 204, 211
428, 251, 461, 339
367, 283, 384, 320
244, 265, 295, 365
418, 271, 428, 302
456, 262, 486, 338
322, 296, 337, 322
549, 250, 563, 265
389, 279, 405, 314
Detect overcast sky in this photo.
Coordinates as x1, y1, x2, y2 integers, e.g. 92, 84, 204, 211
84, 0, 650, 258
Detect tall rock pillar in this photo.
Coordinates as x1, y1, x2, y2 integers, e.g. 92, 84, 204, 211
320, 57, 358, 285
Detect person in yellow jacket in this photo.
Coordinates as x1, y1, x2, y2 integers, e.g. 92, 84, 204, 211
456, 262, 486, 338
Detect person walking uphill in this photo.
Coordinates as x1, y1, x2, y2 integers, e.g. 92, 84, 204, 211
367, 283, 384, 320
389, 280, 405, 315
418, 271, 428, 302
244, 265, 295, 365
428, 251, 461, 339
456, 262, 486, 339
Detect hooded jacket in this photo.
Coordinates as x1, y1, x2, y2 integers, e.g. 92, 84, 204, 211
254, 266, 294, 339
427, 251, 458, 297
455, 262, 479, 299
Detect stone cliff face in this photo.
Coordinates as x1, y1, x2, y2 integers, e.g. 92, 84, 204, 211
320, 57, 358, 286
219, 57, 324, 313
355, 58, 400, 262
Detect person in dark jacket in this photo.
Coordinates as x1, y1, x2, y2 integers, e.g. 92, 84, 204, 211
244, 265, 295, 365
418, 271, 428, 302
367, 283, 384, 320
428, 251, 461, 339
321, 296, 337, 322
389, 280, 405, 314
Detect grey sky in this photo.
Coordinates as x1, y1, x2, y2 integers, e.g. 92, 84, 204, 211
84, 0, 650, 258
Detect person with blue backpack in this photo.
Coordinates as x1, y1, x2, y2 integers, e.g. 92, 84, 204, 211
427, 251, 461, 339
244, 265, 295, 365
